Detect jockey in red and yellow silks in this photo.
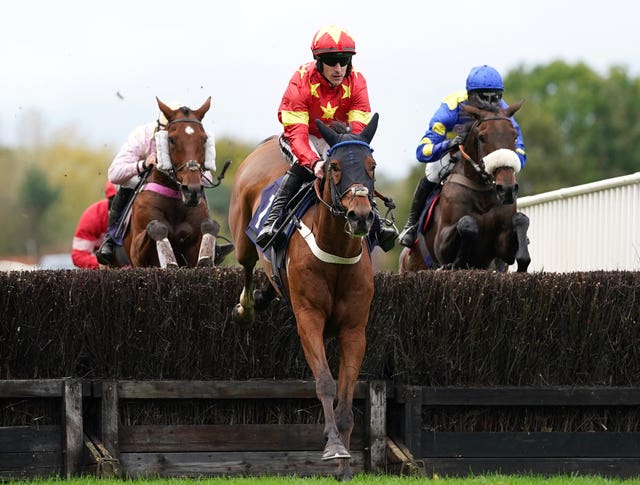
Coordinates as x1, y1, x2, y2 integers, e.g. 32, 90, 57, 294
256, 25, 397, 251
278, 60, 371, 168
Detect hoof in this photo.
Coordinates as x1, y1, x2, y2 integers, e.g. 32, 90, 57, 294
322, 443, 350, 461
214, 243, 234, 265
232, 303, 254, 330
197, 257, 213, 268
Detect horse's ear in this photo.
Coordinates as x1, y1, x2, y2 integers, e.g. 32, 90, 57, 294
194, 97, 212, 121
315, 119, 339, 146
156, 97, 174, 123
461, 104, 484, 119
359, 113, 379, 144
504, 99, 524, 118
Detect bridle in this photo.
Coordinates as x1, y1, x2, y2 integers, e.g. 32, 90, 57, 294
163, 117, 209, 185
457, 116, 513, 185
314, 140, 374, 218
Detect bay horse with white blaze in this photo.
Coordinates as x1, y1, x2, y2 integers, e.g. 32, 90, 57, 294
399, 102, 531, 272
120, 97, 231, 268
229, 115, 381, 480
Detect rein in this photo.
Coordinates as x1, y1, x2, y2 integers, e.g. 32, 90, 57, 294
314, 179, 369, 217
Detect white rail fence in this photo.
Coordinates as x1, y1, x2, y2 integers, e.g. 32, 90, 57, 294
514, 172, 640, 272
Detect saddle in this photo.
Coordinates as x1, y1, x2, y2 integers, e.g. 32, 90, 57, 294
246, 177, 316, 294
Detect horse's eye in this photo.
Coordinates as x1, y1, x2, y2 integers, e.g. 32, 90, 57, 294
168, 137, 175, 146
478, 134, 486, 143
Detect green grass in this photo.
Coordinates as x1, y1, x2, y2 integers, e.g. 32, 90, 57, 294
10, 475, 640, 485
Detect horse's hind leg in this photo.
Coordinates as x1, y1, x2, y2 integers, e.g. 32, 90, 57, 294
254, 282, 276, 311
231, 265, 257, 329
197, 219, 220, 267
146, 220, 178, 268
513, 212, 531, 272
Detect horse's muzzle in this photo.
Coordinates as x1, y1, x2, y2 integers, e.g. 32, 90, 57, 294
345, 209, 374, 237
496, 183, 519, 205
181, 183, 204, 207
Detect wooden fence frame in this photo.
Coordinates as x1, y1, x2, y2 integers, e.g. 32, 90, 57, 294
0, 379, 86, 479
5, 380, 640, 479
389, 384, 640, 478
0, 379, 386, 479
93, 379, 387, 478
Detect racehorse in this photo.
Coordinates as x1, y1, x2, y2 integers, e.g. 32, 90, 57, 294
120, 97, 231, 268
399, 102, 531, 273
229, 115, 380, 480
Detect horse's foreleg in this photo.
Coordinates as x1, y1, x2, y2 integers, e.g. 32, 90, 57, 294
452, 215, 478, 269
297, 317, 348, 461
513, 212, 531, 272
146, 221, 177, 268
197, 219, 220, 267
231, 265, 256, 329
334, 324, 366, 480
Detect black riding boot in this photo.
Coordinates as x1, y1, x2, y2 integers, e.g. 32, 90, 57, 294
399, 176, 439, 247
255, 164, 314, 248
96, 187, 135, 265
373, 208, 399, 253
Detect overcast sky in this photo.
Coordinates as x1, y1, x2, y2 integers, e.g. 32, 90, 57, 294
1, 0, 638, 180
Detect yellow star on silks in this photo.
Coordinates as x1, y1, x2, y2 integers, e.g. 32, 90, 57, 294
341, 84, 351, 99
297, 64, 308, 78
309, 82, 320, 98
321, 102, 338, 119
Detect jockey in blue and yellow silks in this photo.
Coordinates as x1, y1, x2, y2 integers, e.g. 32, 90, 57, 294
399, 65, 527, 248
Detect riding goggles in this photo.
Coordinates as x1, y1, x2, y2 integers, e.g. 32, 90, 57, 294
320, 54, 352, 67
476, 91, 503, 104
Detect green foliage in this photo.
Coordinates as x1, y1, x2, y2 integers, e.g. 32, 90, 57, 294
505, 60, 640, 194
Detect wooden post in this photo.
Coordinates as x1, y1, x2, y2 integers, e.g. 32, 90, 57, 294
366, 380, 387, 473
101, 380, 120, 463
403, 385, 423, 458
63, 379, 83, 478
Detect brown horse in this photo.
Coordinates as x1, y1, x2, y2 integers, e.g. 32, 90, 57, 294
399, 102, 531, 272
229, 115, 380, 480
121, 97, 231, 268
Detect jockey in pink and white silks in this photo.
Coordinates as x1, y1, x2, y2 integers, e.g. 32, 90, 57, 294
398, 65, 527, 248
96, 103, 216, 265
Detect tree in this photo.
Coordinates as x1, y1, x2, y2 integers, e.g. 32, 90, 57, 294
505, 61, 640, 194
17, 165, 60, 256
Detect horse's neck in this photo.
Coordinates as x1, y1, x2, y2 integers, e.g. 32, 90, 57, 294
148, 169, 175, 187
452, 156, 482, 183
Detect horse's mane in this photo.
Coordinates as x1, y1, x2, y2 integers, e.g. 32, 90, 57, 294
257, 135, 278, 146
328, 120, 350, 134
